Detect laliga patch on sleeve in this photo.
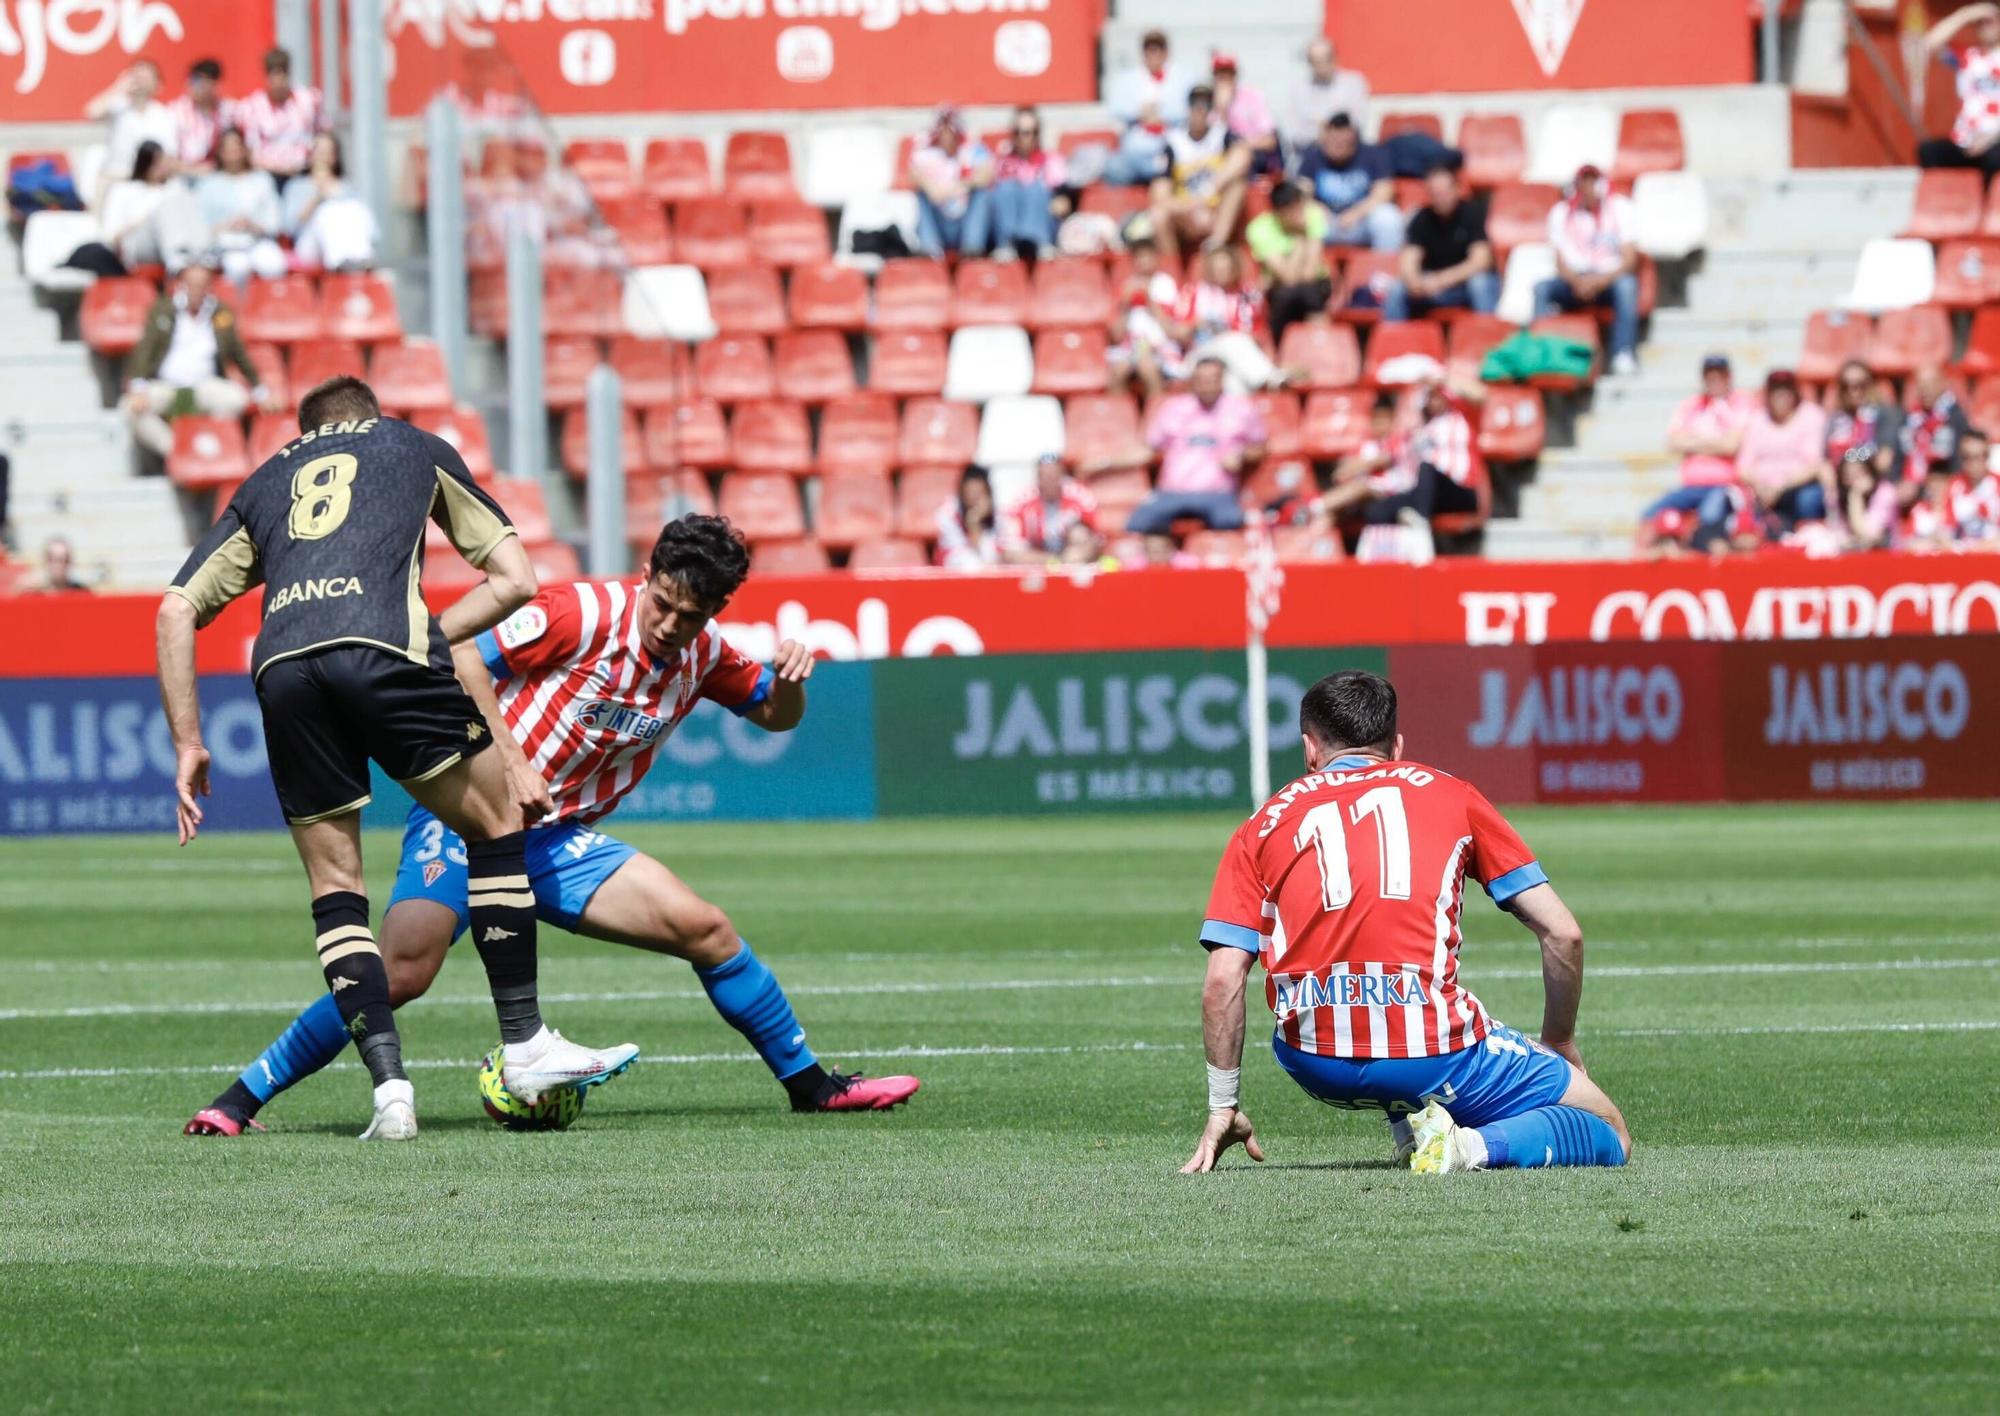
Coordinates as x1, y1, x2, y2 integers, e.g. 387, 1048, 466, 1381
498, 606, 548, 650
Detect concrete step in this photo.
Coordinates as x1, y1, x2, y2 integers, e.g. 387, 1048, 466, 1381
1567, 415, 1687, 457
1517, 481, 1665, 525
1706, 169, 1919, 252
1646, 308, 1822, 344
1480, 521, 1635, 561
101, 549, 195, 589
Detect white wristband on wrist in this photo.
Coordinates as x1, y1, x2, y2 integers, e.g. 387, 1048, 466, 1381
1206, 1063, 1240, 1112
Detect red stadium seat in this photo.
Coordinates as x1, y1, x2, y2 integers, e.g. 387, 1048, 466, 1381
952, 259, 1029, 326
1241, 455, 1315, 511
897, 398, 977, 466
730, 399, 813, 473
673, 197, 751, 269
1960, 307, 2000, 376
705, 264, 786, 336
774, 329, 856, 401
1066, 394, 1151, 471
1181, 529, 1246, 565
248, 411, 295, 467
543, 266, 623, 337
1477, 386, 1547, 461
240, 274, 323, 343
166, 416, 250, 490
564, 138, 632, 200
1447, 313, 1515, 382
544, 335, 602, 410
1338, 250, 1401, 320
237, 341, 291, 409
489, 479, 556, 545
1362, 321, 1447, 385
1300, 389, 1373, 459
894, 465, 962, 538
627, 471, 718, 543
1278, 322, 1363, 388
1055, 127, 1119, 159
468, 268, 507, 335
1526, 314, 1600, 388
817, 394, 898, 475
1611, 109, 1685, 182
1080, 465, 1151, 534
1458, 113, 1526, 187
1431, 457, 1491, 538
641, 398, 730, 469
1485, 183, 1560, 259
1079, 185, 1150, 223
695, 335, 776, 402
1902, 169, 1983, 242
528, 540, 584, 582
1028, 257, 1112, 330
369, 340, 452, 414
608, 335, 688, 404
1932, 238, 2000, 309
891, 133, 919, 191
749, 198, 831, 267
1272, 524, 1346, 562
873, 258, 952, 329
847, 537, 929, 570
642, 137, 712, 201
816, 473, 896, 548
750, 538, 830, 574
719, 471, 807, 539
1970, 375, 2000, 430
79, 276, 154, 356
868, 329, 948, 396
290, 339, 365, 391
1866, 305, 1952, 378
321, 272, 402, 342
1031, 327, 1108, 395
1798, 310, 1874, 383
1378, 111, 1444, 141
1249, 390, 1302, 460
411, 405, 496, 479
789, 263, 868, 329
597, 193, 672, 266
559, 406, 644, 477
723, 130, 796, 199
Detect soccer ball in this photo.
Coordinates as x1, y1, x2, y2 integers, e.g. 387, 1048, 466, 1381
477, 1046, 586, 1131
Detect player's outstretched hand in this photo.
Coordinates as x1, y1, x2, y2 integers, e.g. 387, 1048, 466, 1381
504, 754, 555, 825
174, 744, 211, 846
1180, 1108, 1265, 1174
772, 638, 814, 684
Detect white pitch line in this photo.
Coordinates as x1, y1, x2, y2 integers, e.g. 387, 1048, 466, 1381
4, 955, 1996, 1023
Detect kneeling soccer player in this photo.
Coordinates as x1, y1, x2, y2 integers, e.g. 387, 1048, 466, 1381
1180, 669, 1629, 1175
187, 516, 920, 1135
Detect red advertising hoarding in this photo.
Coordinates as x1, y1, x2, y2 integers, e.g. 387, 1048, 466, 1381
0, 1, 275, 122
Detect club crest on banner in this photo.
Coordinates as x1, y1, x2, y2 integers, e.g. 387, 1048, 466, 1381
1510, 0, 1587, 77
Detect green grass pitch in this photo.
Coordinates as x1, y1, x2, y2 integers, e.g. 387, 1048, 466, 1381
3, 804, 1997, 1413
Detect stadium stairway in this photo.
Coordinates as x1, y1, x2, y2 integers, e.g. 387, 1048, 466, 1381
1486, 167, 1918, 560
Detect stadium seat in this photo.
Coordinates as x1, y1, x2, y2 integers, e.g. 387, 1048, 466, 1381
240, 273, 323, 343
953, 259, 1030, 327
21, 211, 99, 293
290, 339, 365, 390
1961, 307, 2000, 377
1458, 113, 1526, 187
564, 138, 632, 199
1841, 239, 1937, 312
775, 329, 856, 401
1797, 310, 1874, 383
642, 137, 713, 201
1362, 321, 1447, 385
1630, 171, 1709, 259
1485, 183, 1561, 259
944, 325, 1034, 402
818, 394, 898, 475
321, 272, 402, 342
248, 411, 295, 467
1496, 242, 1558, 325
1031, 327, 1108, 395
718, 470, 807, 540
547, 265, 625, 337
1611, 109, 1685, 181
749, 198, 832, 267
481, 480, 553, 547
238, 341, 291, 409
1180, 530, 1247, 566
1866, 305, 1953, 378
730, 399, 814, 473
1066, 393, 1151, 471
1446, 313, 1515, 383
673, 197, 752, 269
847, 537, 929, 570
1301, 389, 1373, 459
1028, 258, 1112, 329
627, 471, 718, 544
789, 262, 868, 329
723, 130, 796, 199
747, 538, 829, 575
1527, 103, 1618, 184
1377, 111, 1444, 141
1079, 184, 1150, 223
544, 335, 602, 410
834, 190, 922, 272
869, 329, 949, 395
695, 335, 776, 402
559, 405, 644, 477
1932, 238, 2000, 309
1248, 391, 1302, 460
1277, 322, 1362, 389
369, 340, 452, 414
527, 540, 584, 583
1431, 455, 1491, 538
622, 265, 717, 341
894, 464, 964, 538
1241, 455, 1315, 511
873, 258, 952, 329
1478, 386, 1547, 461
1080, 465, 1152, 533
705, 264, 785, 335
166, 416, 250, 489
642, 398, 730, 468
1526, 313, 1601, 388
412, 405, 496, 479
802, 125, 896, 208
597, 336, 681, 406
597, 193, 672, 266
1055, 127, 1119, 159
816, 473, 896, 548
1902, 169, 1983, 242
898, 398, 978, 466
1272, 524, 1345, 562
975, 394, 1064, 466
1338, 250, 1402, 321
79, 276, 153, 356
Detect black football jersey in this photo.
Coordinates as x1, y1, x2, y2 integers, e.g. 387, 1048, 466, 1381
168, 416, 516, 677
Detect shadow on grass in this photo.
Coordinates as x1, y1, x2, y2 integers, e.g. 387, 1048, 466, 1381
1217, 1159, 1405, 1173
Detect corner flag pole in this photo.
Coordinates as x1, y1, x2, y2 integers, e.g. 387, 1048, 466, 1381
1244, 517, 1284, 807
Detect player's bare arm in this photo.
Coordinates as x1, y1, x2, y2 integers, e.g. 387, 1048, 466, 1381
450, 637, 554, 823
743, 639, 813, 732
155, 593, 211, 847
436, 533, 538, 645
1504, 882, 1587, 1070
1180, 944, 1266, 1174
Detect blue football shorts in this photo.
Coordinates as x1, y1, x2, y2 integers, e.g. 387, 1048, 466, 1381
1272, 1024, 1573, 1128
387, 804, 639, 941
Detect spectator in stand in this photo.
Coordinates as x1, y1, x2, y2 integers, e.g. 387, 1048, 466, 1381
1358, 378, 1481, 542
909, 106, 994, 258
1210, 52, 1279, 176
1534, 164, 1642, 377
1169, 246, 1278, 391
34, 537, 90, 594
97, 140, 203, 272
1637, 355, 1751, 555
1130, 355, 1266, 547
235, 48, 326, 181
1107, 29, 1195, 132
1822, 361, 1905, 549
284, 133, 378, 271
86, 60, 175, 205
1150, 85, 1247, 257
936, 467, 1002, 570
122, 261, 278, 460
196, 129, 286, 283
988, 107, 1068, 260
1737, 370, 1830, 533
1108, 231, 1182, 397
1316, 390, 1404, 522
1897, 365, 1971, 509
1919, 3, 2000, 175
1952, 427, 2000, 543
1245, 179, 1333, 346
1383, 163, 1497, 320
1108, 101, 1173, 188
1283, 37, 1370, 157
1295, 113, 1403, 252
1002, 454, 1103, 564
169, 58, 233, 173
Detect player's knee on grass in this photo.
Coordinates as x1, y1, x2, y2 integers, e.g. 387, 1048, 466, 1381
1562, 1072, 1632, 1159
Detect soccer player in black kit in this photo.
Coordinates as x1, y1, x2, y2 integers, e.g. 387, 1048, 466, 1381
158, 377, 638, 1140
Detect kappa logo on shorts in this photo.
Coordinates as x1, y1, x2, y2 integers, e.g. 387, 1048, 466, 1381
466, 721, 485, 741
422, 860, 446, 888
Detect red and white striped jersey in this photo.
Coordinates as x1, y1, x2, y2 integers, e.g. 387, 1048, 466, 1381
473, 581, 771, 826
1201, 756, 1546, 1059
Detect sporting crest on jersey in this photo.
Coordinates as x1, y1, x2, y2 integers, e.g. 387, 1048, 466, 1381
498, 605, 548, 649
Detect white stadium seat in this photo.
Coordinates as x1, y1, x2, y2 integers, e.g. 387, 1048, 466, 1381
1841, 238, 1937, 312
1527, 103, 1619, 184
22, 210, 101, 292
975, 395, 1065, 469
622, 264, 715, 341
71, 142, 108, 209
835, 189, 920, 273
1496, 241, 1557, 326
803, 125, 895, 208
944, 324, 1032, 402
1632, 171, 1710, 259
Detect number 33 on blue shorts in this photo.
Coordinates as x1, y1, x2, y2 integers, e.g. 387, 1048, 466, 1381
388, 803, 638, 940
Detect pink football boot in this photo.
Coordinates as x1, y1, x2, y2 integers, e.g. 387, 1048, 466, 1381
801, 1071, 921, 1112
183, 1108, 267, 1137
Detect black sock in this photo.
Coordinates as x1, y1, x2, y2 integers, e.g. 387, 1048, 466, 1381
783, 1063, 835, 1111
212, 1078, 262, 1121
311, 891, 404, 1087
466, 832, 542, 1044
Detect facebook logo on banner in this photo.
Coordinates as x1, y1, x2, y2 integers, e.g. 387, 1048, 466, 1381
0, 675, 282, 835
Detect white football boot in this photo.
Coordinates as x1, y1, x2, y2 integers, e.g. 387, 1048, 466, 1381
501, 1028, 640, 1104
1408, 1099, 1487, 1174
360, 1079, 419, 1141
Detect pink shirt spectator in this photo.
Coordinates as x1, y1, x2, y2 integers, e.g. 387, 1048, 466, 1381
169, 94, 236, 168
1736, 402, 1828, 495
909, 140, 991, 216
1668, 391, 1752, 488
1547, 193, 1637, 276
993, 144, 1065, 187
236, 85, 326, 175
1222, 83, 1275, 142
1148, 391, 1267, 495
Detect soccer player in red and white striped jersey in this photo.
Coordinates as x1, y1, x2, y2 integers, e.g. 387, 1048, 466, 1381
1182, 670, 1630, 1175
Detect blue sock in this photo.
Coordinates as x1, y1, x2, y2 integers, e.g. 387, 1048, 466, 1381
238, 993, 351, 1104
1476, 1106, 1627, 1168
696, 942, 817, 1081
